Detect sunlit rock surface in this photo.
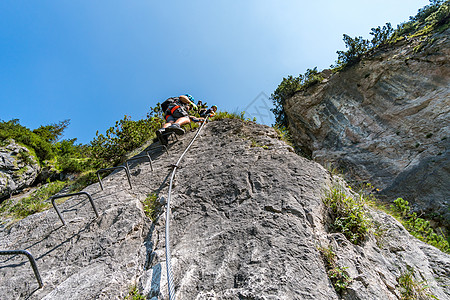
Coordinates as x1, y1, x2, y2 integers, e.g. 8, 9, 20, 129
285, 28, 450, 225
0, 119, 449, 299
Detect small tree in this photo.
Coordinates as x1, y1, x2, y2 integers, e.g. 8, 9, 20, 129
33, 119, 70, 143
271, 68, 323, 128
270, 75, 303, 127
370, 23, 394, 47
335, 35, 370, 68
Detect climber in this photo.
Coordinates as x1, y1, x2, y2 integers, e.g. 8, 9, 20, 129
156, 94, 198, 145
190, 105, 217, 123
199, 105, 217, 119
197, 100, 207, 110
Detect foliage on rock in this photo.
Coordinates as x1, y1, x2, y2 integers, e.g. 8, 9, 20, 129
333, 0, 449, 70
323, 185, 372, 245
1, 104, 165, 196
124, 285, 146, 300
90, 114, 163, 168
0, 119, 64, 163
391, 198, 449, 253
271, 68, 323, 127
211, 110, 255, 122
392, 0, 450, 41
397, 267, 436, 300
0, 181, 66, 221
318, 245, 352, 295
142, 193, 160, 222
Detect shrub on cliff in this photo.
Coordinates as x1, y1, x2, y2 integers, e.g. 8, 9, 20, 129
90, 114, 163, 167
0, 181, 67, 220
334, 35, 371, 68
1, 106, 164, 192
391, 198, 449, 253
273, 1, 449, 132
390, 0, 449, 40
33, 120, 70, 144
271, 68, 323, 128
0, 119, 63, 163
323, 186, 372, 245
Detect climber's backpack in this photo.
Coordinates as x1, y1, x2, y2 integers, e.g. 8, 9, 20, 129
161, 97, 180, 112
161, 97, 188, 120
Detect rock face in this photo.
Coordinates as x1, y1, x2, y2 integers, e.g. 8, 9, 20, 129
0, 139, 41, 199
284, 28, 450, 224
0, 119, 449, 299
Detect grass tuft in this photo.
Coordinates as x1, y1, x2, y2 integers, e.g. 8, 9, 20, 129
397, 267, 437, 300
323, 185, 372, 245
124, 285, 146, 300
318, 245, 352, 294
142, 193, 160, 222
0, 181, 67, 221
391, 198, 449, 253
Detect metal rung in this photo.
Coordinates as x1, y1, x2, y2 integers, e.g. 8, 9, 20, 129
0, 250, 43, 288
97, 166, 132, 190
50, 192, 99, 226
126, 152, 153, 172
163, 132, 178, 141
157, 131, 178, 146
147, 144, 169, 155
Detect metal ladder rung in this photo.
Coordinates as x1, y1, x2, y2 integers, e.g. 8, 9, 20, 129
96, 166, 132, 190
50, 191, 99, 226
0, 250, 43, 288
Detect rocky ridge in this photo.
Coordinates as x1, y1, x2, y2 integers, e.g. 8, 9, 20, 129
0, 139, 41, 199
284, 28, 450, 225
0, 119, 449, 299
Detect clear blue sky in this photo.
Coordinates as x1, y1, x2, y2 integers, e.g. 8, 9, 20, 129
1, 0, 429, 144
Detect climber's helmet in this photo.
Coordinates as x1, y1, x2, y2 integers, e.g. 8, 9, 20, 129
184, 94, 195, 102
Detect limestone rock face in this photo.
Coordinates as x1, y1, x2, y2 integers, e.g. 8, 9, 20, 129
0, 140, 40, 199
0, 119, 449, 299
284, 29, 450, 224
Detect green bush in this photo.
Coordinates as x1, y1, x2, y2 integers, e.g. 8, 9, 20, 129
90, 114, 163, 167
1, 106, 167, 198
273, 124, 293, 146
323, 186, 372, 244
370, 23, 394, 47
68, 170, 98, 193
397, 267, 436, 300
391, 198, 449, 253
271, 68, 323, 128
33, 120, 70, 143
53, 139, 93, 173
0, 119, 55, 163
211, 111, 255, 122
142, 193, 160, 222
124, 285, 146, 300
391, 0, 450, 41
334, 35, 370, 69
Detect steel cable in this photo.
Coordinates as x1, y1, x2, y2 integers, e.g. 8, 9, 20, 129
165, 117, 209, 300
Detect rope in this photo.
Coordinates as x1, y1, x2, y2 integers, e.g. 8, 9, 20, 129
165, 117, 209, 300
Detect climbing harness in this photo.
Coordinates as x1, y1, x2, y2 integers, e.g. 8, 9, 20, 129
164, 116, 209, 300
165, 105, 181, 120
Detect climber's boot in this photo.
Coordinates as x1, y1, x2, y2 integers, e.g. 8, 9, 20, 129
156, 128, 169, 145
165, 123, 185, 135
